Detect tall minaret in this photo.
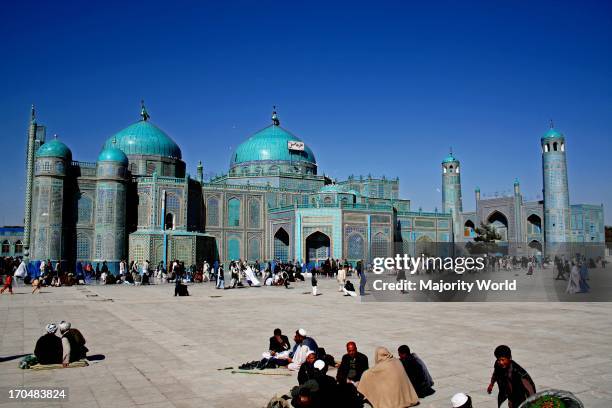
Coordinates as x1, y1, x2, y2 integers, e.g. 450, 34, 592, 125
197, 161, 204, 184
22, 105, 38, 262
441, 149, 463, 242
541, 121, 570, 244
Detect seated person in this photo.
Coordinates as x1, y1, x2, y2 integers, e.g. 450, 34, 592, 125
342, 280, 357, 297
298, 352, 317, 384
34, 323, 63, 365
271, 329, 318, 371
337, 341, 369, 384
398, 345, 435, 398
59, 321, 88, 365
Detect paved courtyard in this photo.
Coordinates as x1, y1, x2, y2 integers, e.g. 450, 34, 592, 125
1, 272, 612, 407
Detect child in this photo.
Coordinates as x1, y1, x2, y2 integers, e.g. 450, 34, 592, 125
487, 345, 535, 408
311, 272, 318, 296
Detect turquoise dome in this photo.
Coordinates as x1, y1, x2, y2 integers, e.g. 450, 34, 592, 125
104, 120, 182, 159
98, 145, 128, 166
36, 139, 72, 160
231, 124, 316, 167
543, 128, 562, 139
442, 153, 458, 163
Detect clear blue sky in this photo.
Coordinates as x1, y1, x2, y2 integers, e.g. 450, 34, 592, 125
1, 1, 611, 225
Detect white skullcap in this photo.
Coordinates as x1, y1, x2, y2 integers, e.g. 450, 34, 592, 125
58, 321, 71, 331
46, 323, 57, 334
313, 360, 325, 370
298, 328, 307, 336
451, 393, 469, 408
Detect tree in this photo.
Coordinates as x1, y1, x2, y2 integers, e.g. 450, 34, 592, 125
466, 223, 502, 255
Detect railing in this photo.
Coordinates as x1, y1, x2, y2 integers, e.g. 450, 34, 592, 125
71, 161, 96, 168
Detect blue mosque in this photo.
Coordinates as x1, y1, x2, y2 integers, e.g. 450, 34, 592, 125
18, 103, 605, 273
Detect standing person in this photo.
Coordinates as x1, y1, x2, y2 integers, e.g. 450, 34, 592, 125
311, 272, 318, 296
487, 345, 535, 408
357, 347, 419, 408
337, 264, 347, 292
357, 260, 366, 296
0, 273, 13, 294
216, 264, 225, 289
579, 262, 590, 293
566, 262, 581, 294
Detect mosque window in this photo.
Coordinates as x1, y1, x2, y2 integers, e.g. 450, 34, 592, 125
166, 193, 181, 224
76, 235, 90, 260
228, 198, 241, 227
95, 234, 102, 259
137, 192, 151, 227
206, 197, 219, 226
347, 233, 365, 260
269, 165, 279, 174
55, 161, 64, 174
544, 144, 549, 152
274, 228, 290, 261
228, 238, 240, 260
248, 199, 261, 228
77, 194, 93, 225
323, 197, 332, 205
42, 161, 51, 173
372, 232, 388, 259
132, 244, 144, 263
553, 142, 558, 151
248, 238, 260, 261
104, 192, 116, 225
1, 240, 9, 254
561, 143, 565, 152
14, 240, 23, 254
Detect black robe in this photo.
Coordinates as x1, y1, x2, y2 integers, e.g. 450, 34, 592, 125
34, 333, 63, 365
336, 352, 369, 383
491, 361, 536, 408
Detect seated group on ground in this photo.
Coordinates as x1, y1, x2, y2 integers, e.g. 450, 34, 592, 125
259, 330, 540, 408
258, 329, 435, 408
33, 321, 88, 366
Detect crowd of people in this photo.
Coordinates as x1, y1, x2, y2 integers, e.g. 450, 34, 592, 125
259, 329, 537, 408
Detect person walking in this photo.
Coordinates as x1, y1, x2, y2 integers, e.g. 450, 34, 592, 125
1, 273, 13, 294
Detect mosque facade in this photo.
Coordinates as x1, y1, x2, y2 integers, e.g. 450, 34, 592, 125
20, 104, 605, 272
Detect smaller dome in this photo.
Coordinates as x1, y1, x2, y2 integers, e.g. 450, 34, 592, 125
98, 145, 128, 166
320, 184, 344, 193
442, 153, 458, 163
36, 139, 72, 160
543, 128, 562, 139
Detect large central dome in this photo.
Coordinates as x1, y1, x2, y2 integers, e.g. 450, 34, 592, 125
230, 111, 316, 170
104, 104, 181, 159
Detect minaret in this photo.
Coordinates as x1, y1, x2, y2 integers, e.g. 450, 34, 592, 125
541, 121, 570, 244
441, 149, 463, 242
513, 178, 524, 248
197, 161, 203, 184
23, 105, 37, 262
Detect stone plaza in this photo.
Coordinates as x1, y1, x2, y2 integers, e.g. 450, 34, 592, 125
1, 269, 612, 408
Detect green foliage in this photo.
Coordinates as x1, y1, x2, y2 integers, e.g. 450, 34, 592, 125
466, 222, 502, 254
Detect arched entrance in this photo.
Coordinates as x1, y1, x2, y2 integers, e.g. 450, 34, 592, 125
273, 228, 290, 261
487, 211, 509, 241
528, 240, 543, 255
306, 231, 330, 264
464, 220, 475, 238
527, 214, 542, 234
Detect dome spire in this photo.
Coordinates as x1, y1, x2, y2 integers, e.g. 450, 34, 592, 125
271, 105, 280, 126
549, 118, 554, 129
140, 100, 150, 121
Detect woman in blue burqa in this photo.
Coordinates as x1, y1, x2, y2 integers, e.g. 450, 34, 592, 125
578, 262, 590, 293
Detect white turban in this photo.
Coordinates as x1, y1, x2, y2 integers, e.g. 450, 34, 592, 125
58, 321, 71, 332
298, 328, 307, 336
451, 393, 470, 408
314, 360, 325, 370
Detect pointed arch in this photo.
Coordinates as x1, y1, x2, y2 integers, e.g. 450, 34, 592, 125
273, 228, 290, 261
